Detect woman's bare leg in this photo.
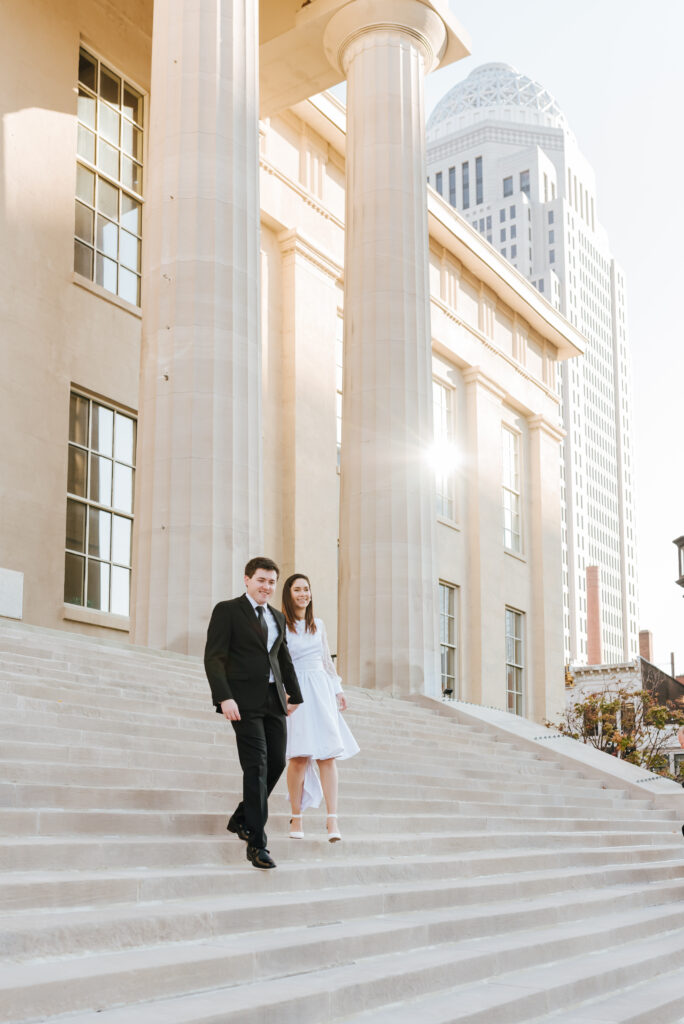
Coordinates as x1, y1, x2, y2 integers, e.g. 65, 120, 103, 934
287, 756, 308, 815
316, 757, 339, 834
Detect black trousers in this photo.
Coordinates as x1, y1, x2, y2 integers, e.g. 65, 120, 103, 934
230, 686, 287, 849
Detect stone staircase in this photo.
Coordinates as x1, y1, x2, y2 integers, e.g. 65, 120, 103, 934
1, 619, 684, 1024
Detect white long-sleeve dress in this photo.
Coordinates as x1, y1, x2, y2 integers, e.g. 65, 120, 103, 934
286, 617, 359, 810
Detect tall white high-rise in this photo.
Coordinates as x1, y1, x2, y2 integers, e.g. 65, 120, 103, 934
427, 63, 638, 665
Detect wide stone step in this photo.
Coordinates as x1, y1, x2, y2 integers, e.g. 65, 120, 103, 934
0, 758, 637, 805
336, 924, 684, 1024
16, 908, 684, 1024
0, 780, 651, 816
0, 827, 675, 872
1, 805, 678, 839
3, 871, 682, 962
2, 843, 681, 912
528, 962, 684, 1022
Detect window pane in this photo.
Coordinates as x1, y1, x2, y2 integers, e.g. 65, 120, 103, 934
111, 565, 130, 616
96, 215, 118, 259
87, 559, 110, 612
121, 157, 142, 194
77, 124, 95, 163
78, 50, 96, 91
96, 253, 117, 293
76, 164, 95, 205
75, 202, 94, 244
90, 454, 113, 505
114, 413, 135, 464
69, 393, 89, 445
67, 445, 88, 497
121, 120, 143, 160
88, 508, 111, 559
113, 463, 133, 513
121, 194, 141, 235
91, 404, 114, 455
123, 84, 143, 125
74, 239, 94, 279
77, 87, 96, 129
66, 498, 86, 552
98, 100, 120, 145
64, 552, 86, 606
97, 139, 119, 180
112, 515, 132, 565
119, 229, 140, 272
100, 67, 120, 107
96, 177, 118, 219
118, 267, 139, 305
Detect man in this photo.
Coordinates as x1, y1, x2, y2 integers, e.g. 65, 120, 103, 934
204, 556, 303, 869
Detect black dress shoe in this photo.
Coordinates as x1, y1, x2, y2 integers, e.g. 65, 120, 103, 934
246, 846, 276, 869
227, 818, 252, 842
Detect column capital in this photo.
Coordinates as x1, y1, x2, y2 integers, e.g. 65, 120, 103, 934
323, 0, 448, 74
277, 228, 343, 283
462, 367, 507, 403
528, 413, 566, 443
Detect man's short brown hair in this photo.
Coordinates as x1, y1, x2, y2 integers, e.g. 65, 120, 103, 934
244, 556, 280, 579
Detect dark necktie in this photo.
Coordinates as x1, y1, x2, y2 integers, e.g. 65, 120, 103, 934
256, 605, 268, 647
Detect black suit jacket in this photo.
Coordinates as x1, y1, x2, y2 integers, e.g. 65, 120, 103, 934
204, 594, 303, 714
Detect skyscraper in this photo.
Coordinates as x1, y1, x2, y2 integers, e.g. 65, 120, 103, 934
427, 62, 638, 665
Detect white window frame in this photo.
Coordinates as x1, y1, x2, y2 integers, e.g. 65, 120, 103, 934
74, 45, 145, 306
502, 424, 522, 553
505, 607, 524, 716
439, 582, 459, 697
433, 378, 456, 521
65, 390, 136, 617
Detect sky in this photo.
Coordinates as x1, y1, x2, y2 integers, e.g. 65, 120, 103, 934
420, 0, 683, 674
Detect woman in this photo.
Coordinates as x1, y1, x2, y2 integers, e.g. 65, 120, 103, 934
282, 573, 359, 841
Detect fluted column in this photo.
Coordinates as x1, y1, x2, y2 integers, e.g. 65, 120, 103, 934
131, 0, 261, 654
324, 0, 447, 696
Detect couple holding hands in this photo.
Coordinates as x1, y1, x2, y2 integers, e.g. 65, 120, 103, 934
204, 557, 359, 869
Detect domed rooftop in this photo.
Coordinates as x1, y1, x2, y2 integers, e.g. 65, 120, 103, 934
427, 62, 568, 139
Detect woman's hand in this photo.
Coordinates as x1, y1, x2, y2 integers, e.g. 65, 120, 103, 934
337, 693, 347, 712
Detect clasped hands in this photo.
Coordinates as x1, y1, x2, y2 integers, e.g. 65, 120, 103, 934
220, 696, 302, 721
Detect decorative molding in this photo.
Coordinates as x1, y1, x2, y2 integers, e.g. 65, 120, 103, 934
462, 366, 507, 402
528, 413, 565, 443
260, 156, 344, 231
430, 296, 560, 405
277, 228, 343, 283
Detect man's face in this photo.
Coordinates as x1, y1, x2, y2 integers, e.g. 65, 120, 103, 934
245, 569, 278, 605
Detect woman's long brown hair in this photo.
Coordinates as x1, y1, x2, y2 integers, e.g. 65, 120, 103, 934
282, 573, 317, 634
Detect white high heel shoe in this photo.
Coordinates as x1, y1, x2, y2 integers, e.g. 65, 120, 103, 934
289, 813, 304, 839
327, 814, 341, 843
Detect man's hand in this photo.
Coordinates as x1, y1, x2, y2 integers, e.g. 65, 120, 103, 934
220, 698, 241, 721
336, 693, 347, 712
286, 701, 300, 716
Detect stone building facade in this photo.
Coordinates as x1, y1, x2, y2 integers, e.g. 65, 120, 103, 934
0, 0, 583, 721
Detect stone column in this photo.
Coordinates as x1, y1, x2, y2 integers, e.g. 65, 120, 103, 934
131, 0, 262, 655
324, 0, 447, 697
